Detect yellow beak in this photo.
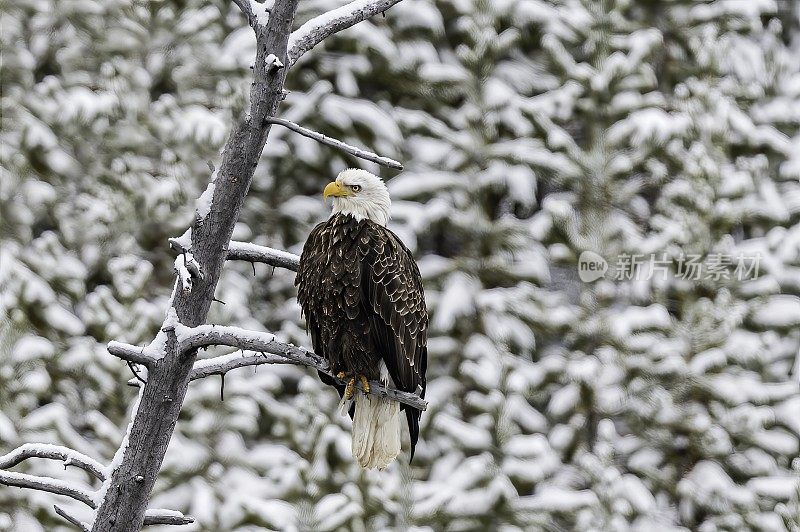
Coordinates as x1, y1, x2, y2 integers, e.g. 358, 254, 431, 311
323, 181, 348, 199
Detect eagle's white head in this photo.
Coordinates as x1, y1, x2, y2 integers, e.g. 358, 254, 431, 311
323, 168, 391, 226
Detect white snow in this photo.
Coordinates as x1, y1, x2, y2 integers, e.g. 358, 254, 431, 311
515, 487, 599, 512
752, 295, 800, 327
195, 179, 216, 221
173, 254, 194, 294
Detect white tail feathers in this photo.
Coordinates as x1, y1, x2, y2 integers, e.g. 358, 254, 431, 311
351, 392, 401, 469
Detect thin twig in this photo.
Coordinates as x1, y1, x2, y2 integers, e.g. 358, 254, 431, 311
265, 117, 403, 170
0, 471, 97, 508
0, 443, 107, 482
54, 505, 89, 532
232, 0, 256, 28
126, 361, 147, 386
287, 0, 405, 67
143, 509, 194, 526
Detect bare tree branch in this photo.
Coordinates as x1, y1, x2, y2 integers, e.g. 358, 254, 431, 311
232, 0, 254, 20
226, 241, 300, 270
287, 0, 405, 66
0, 471, 96, 508
106, 341, 157, 367
0, 444, 106, 482
171, 235, 300, 272
180, 325, 427, 410
119, 325, 427, 410
190, 350, 303, 380
232, 0, 263, 29
143, 509, 194, 526
265, 117, 403, 170
54, 505, 89, 532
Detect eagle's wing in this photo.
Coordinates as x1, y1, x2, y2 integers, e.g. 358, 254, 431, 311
360, 223, 428, 456
296, 222, 349, 399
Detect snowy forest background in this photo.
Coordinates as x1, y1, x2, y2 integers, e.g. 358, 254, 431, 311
2, 0, 800, 530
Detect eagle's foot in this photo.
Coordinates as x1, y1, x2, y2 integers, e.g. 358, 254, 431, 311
336, 372, 369, 399
358, 375, 370, 394
343, 376, 356, 400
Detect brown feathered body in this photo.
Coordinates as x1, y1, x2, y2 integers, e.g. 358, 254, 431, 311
296, 213, 428, 461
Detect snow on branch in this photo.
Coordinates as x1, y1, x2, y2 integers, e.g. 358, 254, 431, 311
0, 445, 193, 527
143, 509, 194, 526
0, 443, 106, 482
287, 0, 405, 67
181, 325, 428, 410
174, 252, 201, 294
227, 241, 300, 271
190, 350, 299, 380
122, 324, 427, 410
265, 117, 404, 170
232, 0, 270, 29
0, 470, 97, 508
171, 234, 300, 271
54, 505, 89, 532
107, 341, 158, 367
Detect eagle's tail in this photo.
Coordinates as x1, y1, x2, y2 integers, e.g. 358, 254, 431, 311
351, 392, 401, 469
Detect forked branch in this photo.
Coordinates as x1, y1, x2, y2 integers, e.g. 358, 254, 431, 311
0, 470, 96, 508
287, 0, 405, 66
0, 445, 194, 527
232, 0, 269, 29
117, 324, 427, 410
0, 443, 106, 482
54, 505, 89, 532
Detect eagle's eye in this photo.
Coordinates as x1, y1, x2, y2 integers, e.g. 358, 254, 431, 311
351, 185, 361, 192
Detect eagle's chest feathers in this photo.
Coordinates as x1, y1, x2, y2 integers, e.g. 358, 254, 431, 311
298, 214, 381, 377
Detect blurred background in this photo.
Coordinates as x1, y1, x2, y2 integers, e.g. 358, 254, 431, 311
2, 0, 800, 530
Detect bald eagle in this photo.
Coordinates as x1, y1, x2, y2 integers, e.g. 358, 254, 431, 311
296, 169, 428, 469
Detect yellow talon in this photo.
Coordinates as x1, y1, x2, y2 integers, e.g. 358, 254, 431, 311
358, 375, 370, 394
336, 371, 346, 380
344, 377, 356, 400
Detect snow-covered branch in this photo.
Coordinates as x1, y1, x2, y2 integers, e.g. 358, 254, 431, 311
287, 0, 405, 66
122, 323, 427, 409
265, 117, 404, 170
232, 0, 270, 29
0, 470, 97, 508
106, 341, 158, 367
0, 445, 193, 527
143, 509, 194, 526
171, 234, 300, 271
190, 350, 299, 380
0, 444, 106, 482
174, 253, 201, 294
54, 505, 89, 532
226, 241, 300, 270
180, 325, 428, 410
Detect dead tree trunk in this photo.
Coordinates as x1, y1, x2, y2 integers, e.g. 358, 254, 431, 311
0, 0, 417, 530
90, 3, 301, 530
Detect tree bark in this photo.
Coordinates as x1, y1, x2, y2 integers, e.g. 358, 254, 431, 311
90, 1, 300, 529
